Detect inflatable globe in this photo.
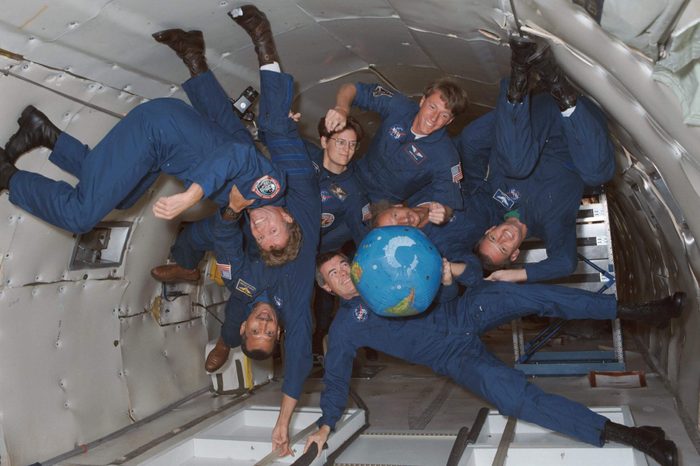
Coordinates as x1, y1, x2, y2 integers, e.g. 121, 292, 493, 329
351, 226, 442, 317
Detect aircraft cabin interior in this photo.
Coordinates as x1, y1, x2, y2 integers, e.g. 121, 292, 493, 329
0, 0, 699, 465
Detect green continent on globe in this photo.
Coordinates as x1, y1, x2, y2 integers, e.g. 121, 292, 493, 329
385, 289, 418, 316
351, 262, 363, 283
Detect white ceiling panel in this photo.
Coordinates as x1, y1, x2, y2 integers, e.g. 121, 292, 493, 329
319, 17, 433, 67
266, 22, 370, 90
410, 30, 510, 84
1, 1, 112, 41
296, 0, 396, 19
392, 0, 505, 39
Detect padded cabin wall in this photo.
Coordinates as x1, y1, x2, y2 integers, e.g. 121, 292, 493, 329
606, 151, 699, 399
515, 0, 700, 436
0, 55, 212, 465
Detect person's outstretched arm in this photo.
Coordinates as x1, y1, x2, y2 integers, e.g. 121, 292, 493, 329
153, 182, 204, 219
324, 83, 357, 132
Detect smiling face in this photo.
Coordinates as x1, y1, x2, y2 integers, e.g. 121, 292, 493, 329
411, 90, 454, 136
248, 206, 293, 252
477, 220, 525, 266
322, 127, 358, 174
319, 254, 359, 300
240, 302, 280, 355
374, 205, 426, 228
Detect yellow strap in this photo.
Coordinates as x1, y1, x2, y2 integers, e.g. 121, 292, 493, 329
207, 256, 225, 286
243, 355, 254, 390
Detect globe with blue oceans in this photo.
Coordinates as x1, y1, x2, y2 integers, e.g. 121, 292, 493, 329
351, 226, 442, 317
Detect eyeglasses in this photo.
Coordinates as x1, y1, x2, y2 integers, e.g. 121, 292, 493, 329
328, 137, 359, 150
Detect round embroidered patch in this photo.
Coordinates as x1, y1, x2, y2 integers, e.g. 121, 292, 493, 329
389, 125, 405, 140
354, 304, 368, 322
252, 175, 280, 199
321, 212, 335, 228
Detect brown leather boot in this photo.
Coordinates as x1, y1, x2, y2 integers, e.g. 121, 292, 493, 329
150, 264, 201, 283
152, 28, 208, 77
228, 5, 279, 66
5, 105, 61, 162
205, 337, 231, 372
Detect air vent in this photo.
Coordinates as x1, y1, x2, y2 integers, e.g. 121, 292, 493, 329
69, 222, 132, 270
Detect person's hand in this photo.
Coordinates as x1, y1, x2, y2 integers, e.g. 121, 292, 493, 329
485, 269, 527, 283
153, 193, 193, 219
441, 258, 454, 286
303, 426, 331, 458
153, 183, 203, 219
228, 185, 255, 212
324, 106, 348, 133
272, 423, 293, 457
449, 261, 466, 280
428, 202, 452, 225
288, 110, 302, 122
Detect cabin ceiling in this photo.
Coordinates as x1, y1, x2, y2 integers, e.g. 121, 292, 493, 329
0, 1, 694, 129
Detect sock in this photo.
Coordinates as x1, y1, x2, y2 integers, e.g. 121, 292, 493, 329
260, 62, 281, 73
561, 106, 576, 117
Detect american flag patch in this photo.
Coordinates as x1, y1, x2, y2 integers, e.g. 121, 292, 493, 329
451, 163, 463, 183
361, 203, 371, 222
216, 262, 232, 280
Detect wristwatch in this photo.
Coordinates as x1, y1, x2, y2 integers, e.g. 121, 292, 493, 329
221, 206, 242, 222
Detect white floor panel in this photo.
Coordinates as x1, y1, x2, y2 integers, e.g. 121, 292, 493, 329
333, 407, 649, 466
53, 339, 698, 466
138, 406, 364, 466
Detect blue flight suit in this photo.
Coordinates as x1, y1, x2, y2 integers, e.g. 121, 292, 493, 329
304, 141, 370, 348
169, 208, 275, 349
423, 190, 500, 286
351, 83, 463, 210
454, 80, 614, 282
304, 142, 370, 253
319, 281, 617, 446
41, 133, 158, 211
453, 111, 495, 196
256, 70, 320, 399
166, 69, 272, 267
8, 98, 286, 233
174, 69, 318, 400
